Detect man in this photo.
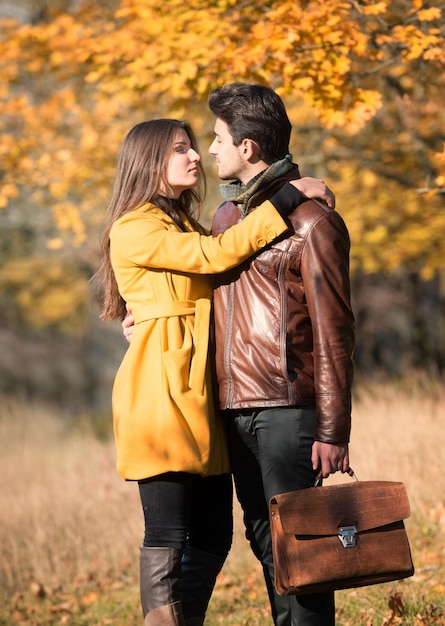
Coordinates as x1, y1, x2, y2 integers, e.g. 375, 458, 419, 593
206, 83, 354, 626
123, 83, 354, 625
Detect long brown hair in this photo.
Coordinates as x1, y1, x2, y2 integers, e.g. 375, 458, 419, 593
97, 119, 206, 321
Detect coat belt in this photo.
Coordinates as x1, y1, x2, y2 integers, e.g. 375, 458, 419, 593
134, 300, 202, 322
133, 298, 212, 394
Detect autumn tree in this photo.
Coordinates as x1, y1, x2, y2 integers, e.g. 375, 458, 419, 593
0, 0, 444, 368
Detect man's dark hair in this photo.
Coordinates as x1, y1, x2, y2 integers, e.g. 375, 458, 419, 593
208, 83, 292, 164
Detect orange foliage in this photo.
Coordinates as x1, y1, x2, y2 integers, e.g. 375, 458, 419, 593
0, 0, 444, 326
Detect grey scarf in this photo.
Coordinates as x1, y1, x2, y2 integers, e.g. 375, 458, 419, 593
219, 154, 294, 217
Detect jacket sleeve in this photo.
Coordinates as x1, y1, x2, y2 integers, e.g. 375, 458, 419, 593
110, 201, 288, 274
301, 210, 355, 444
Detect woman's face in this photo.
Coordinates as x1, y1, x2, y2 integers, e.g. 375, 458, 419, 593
159, 128, 201, 198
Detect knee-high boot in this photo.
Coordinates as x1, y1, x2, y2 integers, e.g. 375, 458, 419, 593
180, 546, 227, 625
139, 546, 186, 625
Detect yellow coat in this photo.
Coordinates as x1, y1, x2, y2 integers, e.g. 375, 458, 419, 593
109, 200, 287, 480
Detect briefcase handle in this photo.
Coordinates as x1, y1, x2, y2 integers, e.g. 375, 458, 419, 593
314, 467, 358, 487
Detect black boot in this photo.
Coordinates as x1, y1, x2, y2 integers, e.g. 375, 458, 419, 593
180, 546, 227, 625
139, 546, 186, 625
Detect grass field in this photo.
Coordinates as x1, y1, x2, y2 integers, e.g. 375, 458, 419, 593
1, 377, 444, 625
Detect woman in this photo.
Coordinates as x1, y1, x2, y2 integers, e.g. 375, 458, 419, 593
98, 119, 329, 626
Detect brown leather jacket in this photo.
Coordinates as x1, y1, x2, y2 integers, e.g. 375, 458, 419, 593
211, 168, 354, 444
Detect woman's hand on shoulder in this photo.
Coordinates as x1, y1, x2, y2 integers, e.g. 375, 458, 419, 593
289, 177, 335, 210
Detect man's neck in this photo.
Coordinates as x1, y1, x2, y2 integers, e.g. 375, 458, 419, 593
238, 160, 270, 185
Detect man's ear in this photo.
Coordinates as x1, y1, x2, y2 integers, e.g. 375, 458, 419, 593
241, 138, 262, 162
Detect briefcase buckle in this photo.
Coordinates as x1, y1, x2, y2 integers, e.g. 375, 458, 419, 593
338, 525, 357, 548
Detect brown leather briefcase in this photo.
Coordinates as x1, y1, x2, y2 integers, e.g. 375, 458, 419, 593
270, 473, 414, 595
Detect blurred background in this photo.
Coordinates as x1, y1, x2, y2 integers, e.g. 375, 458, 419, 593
0, 0, 443, 421
1, 2, 444, 623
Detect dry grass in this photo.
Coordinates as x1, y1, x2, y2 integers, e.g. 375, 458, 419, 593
349, 377, 445, 523
0, 398, 142, 595
1, 377, 444, 624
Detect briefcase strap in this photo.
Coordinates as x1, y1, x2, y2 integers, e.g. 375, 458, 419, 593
314, 466, 358, 487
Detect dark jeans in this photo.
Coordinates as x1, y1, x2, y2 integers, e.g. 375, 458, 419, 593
225, 406, 335, 626
138, 471, 233, 556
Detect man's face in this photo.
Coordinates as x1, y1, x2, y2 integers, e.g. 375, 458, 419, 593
209, 118, 248, 182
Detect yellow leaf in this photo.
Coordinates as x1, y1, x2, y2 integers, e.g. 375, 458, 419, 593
418, 8, 442, 21
47, 238, 64, 250
361, 2, 387, 16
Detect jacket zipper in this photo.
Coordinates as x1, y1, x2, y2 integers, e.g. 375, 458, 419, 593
223, 202, 250, 408
223, 280, 236, 407
278, 251, 296, 405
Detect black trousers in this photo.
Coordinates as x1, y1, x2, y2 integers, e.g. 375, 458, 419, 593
138, 471, 233, 556
225, 406, 335, 626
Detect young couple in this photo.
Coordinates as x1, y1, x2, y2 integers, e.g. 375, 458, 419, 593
98, 83, 354, 626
